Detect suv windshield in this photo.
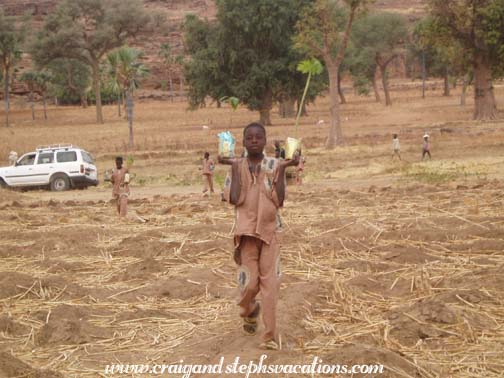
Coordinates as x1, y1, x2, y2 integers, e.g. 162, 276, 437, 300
81, 151, 95, 164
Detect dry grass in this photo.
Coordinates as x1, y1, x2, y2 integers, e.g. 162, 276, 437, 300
1, 82, 504, 377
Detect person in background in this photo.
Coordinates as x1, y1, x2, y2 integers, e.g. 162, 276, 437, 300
8, 151, 18, 166
422, 134, 431, 160
110, 156, 130, 217
201, 152, 215, 196
296, 150, 305, 185
392, 134, 401, 160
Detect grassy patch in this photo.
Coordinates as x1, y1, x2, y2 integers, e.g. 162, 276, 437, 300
401, 162, 489, 184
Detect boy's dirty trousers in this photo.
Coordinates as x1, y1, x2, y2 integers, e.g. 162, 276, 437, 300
237, 234, 280, 342
115, 193, 128, 217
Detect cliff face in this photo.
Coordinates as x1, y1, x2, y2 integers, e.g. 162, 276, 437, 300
1, 0, 425, 94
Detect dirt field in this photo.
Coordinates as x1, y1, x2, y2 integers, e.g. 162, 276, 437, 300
1, 82, 504, 377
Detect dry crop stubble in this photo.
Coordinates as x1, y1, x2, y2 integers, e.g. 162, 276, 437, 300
1, 83, 504, 377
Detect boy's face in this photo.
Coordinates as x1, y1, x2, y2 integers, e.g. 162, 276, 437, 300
116, 159, 123, 169
244, 126, 266, 156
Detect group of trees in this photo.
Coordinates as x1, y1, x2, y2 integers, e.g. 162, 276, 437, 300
184, 0, 503, 147
0, 0, 159, 147
1, 0, 503, 148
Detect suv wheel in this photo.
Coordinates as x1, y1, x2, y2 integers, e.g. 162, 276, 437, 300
50, 174, 70, 191
0, 179, 7, 189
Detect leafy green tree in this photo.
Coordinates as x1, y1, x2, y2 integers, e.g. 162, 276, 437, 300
411, 17, 470, 99
347, 45, 380, 101
428, 0, 504, 119
32, 0, 155, 124
183, 14, 229, 110
184, 0, 313, 126
350, 12, 408, 106
0, 10, 28, 127
295, 0, 367, 148
46, 58, 91, 107
108, 47, 149, 148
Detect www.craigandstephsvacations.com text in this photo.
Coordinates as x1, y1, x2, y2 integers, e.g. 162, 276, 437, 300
104, 355, 384, 377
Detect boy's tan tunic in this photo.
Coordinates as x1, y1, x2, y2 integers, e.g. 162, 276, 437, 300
202, 158, 214, 193
111, 167, 130, 217
225, 156, 283, 342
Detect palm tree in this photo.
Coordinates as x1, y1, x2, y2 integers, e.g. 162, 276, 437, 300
106, 51, 123, 117
111, 46, 149, 148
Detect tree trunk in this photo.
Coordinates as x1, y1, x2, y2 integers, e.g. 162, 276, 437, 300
296, 99, 308, 117
80, 92, 88, 108
259, 88, 273, 126
443, 67, 450, 96
92, 62, 104, 124
460, 75, 469, 106
179, 74, 184, 93
43, 92, 47, 120
380, 65, 392, 106
126, 90, 134, 149
4, 68, 10, 127
117, 93, 122, 117
473, 53, 497, 120
168, 70, 174, 102
279, 98, 295, 118
327, 64, 343, 148
29, 89, 35, 120
337, 72, 346, 104
372, 71, 381, 103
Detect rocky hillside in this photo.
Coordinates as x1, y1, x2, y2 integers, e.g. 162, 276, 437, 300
1, 0, 426, 94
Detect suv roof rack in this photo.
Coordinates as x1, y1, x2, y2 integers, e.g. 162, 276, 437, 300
36, 143, 75, 151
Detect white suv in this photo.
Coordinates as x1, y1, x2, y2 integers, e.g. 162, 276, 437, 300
0, 144, 99, 191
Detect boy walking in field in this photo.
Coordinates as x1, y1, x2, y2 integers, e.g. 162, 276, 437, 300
110, 156, 130, 217
201, 152, 215, 195
219, 122, 299, 350
422, 134, 431, 160
392, 134, 401, 160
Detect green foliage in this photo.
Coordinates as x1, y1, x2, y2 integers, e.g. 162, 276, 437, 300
19, 71, 39, 91
106, 46, 149, 94
220, 96, 240, 110
183, 0, 322, 118
428, 0, 504, 77
294, 0, 350, 60
45, 58, 90, 105
297, 58, 324, 75
31, 0, 155, 122
409, 16, 469, 80
0, 9, 29, 125
295, 57, 324, 131
350, 12, 408, 64
0, 10, 27, 71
